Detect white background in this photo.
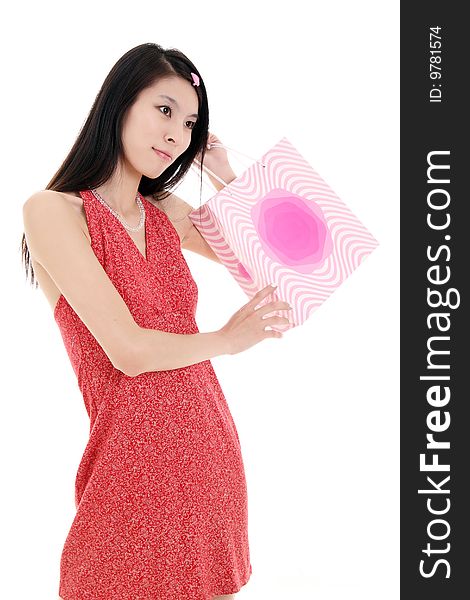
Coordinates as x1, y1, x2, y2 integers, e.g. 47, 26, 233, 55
2, 0, 399, 598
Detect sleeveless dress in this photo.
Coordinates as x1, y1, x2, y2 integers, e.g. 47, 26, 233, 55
54, 189, 252, 600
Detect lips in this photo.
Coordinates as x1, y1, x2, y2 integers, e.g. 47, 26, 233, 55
152, 148, 172, 161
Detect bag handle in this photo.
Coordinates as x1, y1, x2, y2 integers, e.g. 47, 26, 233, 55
191, 142, 267, 190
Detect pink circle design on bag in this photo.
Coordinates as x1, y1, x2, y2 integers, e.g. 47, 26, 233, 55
251, 188, 333, 274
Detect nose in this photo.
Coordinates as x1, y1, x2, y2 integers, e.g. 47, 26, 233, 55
164, 128, 184, 147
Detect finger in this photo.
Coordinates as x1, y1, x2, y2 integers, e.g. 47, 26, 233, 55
256, 284, 277, 299
266, 329, 283, 339
246, 285, 277, 311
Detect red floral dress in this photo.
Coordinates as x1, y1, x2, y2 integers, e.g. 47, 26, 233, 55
54, 189, 252, 600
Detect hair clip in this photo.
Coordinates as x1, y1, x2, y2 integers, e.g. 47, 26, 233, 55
190, 72, 200, 87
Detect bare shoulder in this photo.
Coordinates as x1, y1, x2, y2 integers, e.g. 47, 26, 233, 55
144, 192, 171, 213
24, 189, 90, 242
25, 189, 82, 210
145, 191, 192, 219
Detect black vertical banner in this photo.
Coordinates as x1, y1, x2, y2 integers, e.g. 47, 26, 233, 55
401, 3, 468, 599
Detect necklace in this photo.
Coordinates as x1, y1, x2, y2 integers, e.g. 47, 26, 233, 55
89, 187, 146, 232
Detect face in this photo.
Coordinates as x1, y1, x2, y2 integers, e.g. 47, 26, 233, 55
120, 75, 199, 179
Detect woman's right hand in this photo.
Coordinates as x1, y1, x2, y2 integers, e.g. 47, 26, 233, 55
218, 284, 293, 355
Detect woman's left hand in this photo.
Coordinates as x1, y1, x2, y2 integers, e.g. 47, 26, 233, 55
194, 132, 236, 185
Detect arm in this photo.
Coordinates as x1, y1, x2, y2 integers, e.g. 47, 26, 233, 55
156, 192, 221, 264
23, 192, 230, 378
133, 328, 229, 375
206, 166, 237, 192
188, 167, 237, 261
161, 166, 237, 264
181, 221, 221, 263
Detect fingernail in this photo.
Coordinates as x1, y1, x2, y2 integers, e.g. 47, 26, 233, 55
270, 283, 277, 288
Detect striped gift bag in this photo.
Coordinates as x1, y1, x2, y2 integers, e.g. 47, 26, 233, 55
188, 136, 379, 330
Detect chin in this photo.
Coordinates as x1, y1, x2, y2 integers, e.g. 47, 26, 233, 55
145, 165, 169, 179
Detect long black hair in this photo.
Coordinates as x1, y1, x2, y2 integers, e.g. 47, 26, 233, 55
21, 42, 209, 288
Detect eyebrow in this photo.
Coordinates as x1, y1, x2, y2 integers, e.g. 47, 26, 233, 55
157, 95, 199, 119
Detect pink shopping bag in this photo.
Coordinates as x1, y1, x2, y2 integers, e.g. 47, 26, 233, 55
188, 136, 379, 330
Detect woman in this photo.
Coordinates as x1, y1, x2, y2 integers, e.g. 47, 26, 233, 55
21, 43, 292, 600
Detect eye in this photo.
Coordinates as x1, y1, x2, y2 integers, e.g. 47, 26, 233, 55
158, 106, 197, 130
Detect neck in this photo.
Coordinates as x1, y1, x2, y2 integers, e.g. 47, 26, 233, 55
94, 168, 142, 218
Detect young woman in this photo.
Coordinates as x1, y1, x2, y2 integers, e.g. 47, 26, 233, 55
21, 42, 292, 600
